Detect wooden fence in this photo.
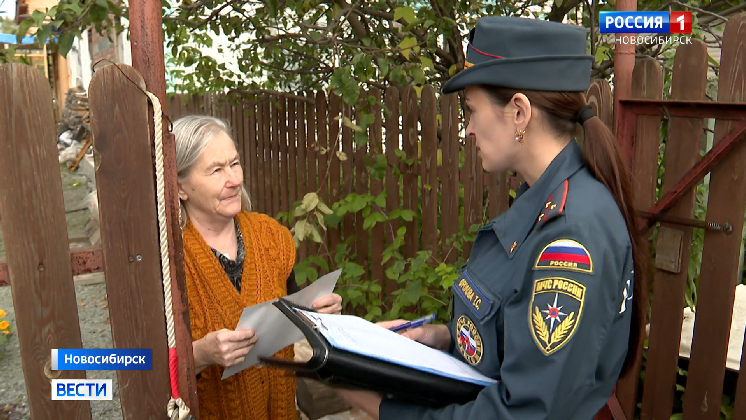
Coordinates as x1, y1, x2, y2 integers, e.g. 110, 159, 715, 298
614, 16, 746, 420
0, 63, 198, 419
168, 86, 529, 299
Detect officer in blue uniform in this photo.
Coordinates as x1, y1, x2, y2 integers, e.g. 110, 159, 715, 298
338, 15, 645, 420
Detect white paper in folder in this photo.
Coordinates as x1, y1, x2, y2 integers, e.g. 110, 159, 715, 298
296, 309, 497, 387
221, 269, 341, 379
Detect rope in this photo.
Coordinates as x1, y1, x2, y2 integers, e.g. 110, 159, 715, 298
145, 91, 191, 420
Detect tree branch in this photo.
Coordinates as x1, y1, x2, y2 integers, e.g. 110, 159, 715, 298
355, 5, 455, 66
547, 0, 582, 22
163, 0, 235, 28
699, 2, 746, 25
257, 59, 334, 75
672, 0, 728, 23
257, 32, 333, 45
429, 0, 461, 67
332, 0, 370, 40
585, 0, 596, 61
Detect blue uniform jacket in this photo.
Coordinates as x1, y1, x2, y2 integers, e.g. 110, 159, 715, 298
380, 141, 634, 420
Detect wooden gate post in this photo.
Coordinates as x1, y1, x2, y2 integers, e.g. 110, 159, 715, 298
0, 63, 92, 419
615, 56, 663, 420
682, 14, 746, 420
89, 64, 172, 419
640, 40, 709, 420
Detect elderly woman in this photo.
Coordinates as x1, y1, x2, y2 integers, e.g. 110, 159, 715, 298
173, 115, 343, 420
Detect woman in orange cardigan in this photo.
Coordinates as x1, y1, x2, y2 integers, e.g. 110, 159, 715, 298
173, 115, 343, 420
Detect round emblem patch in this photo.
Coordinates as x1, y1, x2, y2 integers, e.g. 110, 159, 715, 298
456, 315, 483, 365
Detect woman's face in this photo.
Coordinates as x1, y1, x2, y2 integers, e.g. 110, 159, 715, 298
178, 131, 243, 222
464, 86, 525, 173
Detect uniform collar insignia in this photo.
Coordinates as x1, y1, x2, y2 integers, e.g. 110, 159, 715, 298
492, 141, 584, 256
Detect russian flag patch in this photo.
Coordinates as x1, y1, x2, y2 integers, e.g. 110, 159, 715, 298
534, 239, 593, 273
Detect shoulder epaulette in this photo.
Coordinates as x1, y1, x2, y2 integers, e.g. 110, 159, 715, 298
536, 179, 569, 230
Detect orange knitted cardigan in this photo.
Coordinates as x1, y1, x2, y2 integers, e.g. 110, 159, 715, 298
183, 211, 297, 420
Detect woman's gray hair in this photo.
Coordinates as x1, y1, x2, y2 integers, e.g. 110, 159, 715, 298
172, 115, 252, 226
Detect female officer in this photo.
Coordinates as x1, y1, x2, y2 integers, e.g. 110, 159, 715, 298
338, 15, 646, 420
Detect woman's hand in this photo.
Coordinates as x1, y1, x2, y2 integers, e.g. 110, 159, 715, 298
312, 293, 343, 314
377, 320, 452, 351
337, 388, 383, 419
192, 328, 257, 374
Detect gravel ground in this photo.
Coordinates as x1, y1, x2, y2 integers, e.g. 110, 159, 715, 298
0, 283, 123, 420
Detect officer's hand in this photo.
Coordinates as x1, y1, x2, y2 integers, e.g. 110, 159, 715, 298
195, 328, 257, 368
337, 388, 382, 419
312, 293, 343, 314
377, 320, 451, 351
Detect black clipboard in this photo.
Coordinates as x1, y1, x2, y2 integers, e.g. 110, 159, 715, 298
259, 298, 487, 407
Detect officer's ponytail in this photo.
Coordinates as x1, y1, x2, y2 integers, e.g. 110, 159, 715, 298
482, 85, 647, 377
579, 111, 648, 378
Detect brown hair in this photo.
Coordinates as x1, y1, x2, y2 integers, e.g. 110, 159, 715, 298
482, 85, 647, 376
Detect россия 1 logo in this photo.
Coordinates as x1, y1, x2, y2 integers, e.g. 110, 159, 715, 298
600, 11, 692, 34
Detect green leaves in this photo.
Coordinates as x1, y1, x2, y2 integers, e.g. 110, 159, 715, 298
15, 15, 34, 41
393, 6, 416, 24
330, 66, 359, 106
58, 31, 76, 57
398, 37, 418, 60
419, 56, 434, 71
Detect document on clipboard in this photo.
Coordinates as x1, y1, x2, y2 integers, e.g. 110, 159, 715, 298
296, 309, 496, 387
258, 299, 496, 407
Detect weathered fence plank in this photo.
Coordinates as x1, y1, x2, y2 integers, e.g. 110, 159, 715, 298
420, 85, 439, 256
615, 57, 663, 420
441, 93, 460, 264
342, 101, 355, 251
305, 92, 319, 259
684, 14, 746, 420
89, 64, 171, 419
296, 97, 308, 262
384, 87, 401, 300
0, 63, 92, 420
328, 93, 342, 262
279, 97, 289, 219
463, 108, 479, 257
401, 86, 419, 259
260, 100, 271, 215
271, 98, 281, 217
355, 97, 370, 283
631, 57, 663, 209
245, 103, 258, 205
586, 79, 614, 129
285, 98, 294, 211
369, 87, 385, 291
640, 40, 709, 420
315, 91, 330, 266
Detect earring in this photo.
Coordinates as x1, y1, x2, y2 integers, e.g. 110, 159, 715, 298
515, 129, 525, 143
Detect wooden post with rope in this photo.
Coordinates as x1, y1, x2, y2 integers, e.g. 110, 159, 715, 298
89, 62, 198, 419
127, 0, 200, 415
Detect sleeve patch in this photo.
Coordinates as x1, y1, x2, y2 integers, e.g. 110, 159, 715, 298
529, 277, 586, 355
533, 239, 593, 273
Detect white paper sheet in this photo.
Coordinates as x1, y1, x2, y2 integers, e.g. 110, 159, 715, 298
221, 269, 341, 379
296, 310, 497, 386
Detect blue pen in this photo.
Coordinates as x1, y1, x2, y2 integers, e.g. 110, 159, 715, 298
388, 313, 437, 332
